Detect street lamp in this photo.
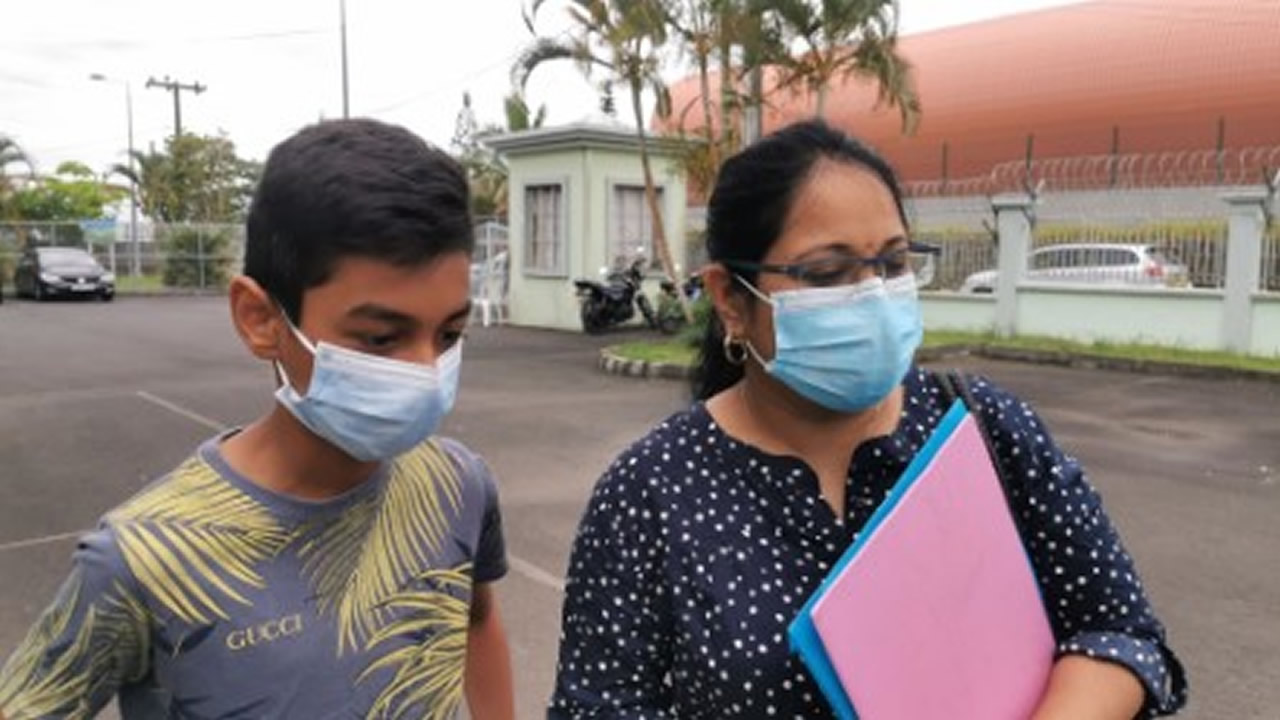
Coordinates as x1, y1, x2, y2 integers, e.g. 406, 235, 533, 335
89, 73, 140, 276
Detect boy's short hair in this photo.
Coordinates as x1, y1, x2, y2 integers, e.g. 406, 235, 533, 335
244, 118, 474, 322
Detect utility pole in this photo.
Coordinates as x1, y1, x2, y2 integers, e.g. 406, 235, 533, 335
340, 0, 350, 118
145, 76, 206, 137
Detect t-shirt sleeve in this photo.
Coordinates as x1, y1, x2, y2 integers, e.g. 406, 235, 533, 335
473, 465, 507, 584
0, 527, 151, 719
439, 438, 508, 584
965, 375, 1188, 717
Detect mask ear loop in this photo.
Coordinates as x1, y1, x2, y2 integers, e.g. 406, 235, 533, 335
273, 303, 316, 393
726, 274, 774, 369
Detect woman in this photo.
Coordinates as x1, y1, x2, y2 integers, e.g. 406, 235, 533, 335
548, 119, 1186, 719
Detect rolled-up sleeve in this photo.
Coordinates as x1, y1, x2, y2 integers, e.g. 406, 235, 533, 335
968, 376, 1188, 716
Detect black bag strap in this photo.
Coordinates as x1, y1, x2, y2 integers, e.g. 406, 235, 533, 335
934, 369, 1030, 546
935, 369, 1190, 710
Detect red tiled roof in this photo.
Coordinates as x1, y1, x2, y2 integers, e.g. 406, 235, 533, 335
662, 0, 1280, 185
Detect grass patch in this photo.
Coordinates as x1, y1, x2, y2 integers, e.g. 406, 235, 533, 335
114, 274, 166, 293
610, 340, 698, 366
611, 331, 1280, 376
927, 331, 1280, 374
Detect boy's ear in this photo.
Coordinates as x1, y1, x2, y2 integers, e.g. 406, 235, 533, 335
228, 276, 284, 361
703, 264, 749, 339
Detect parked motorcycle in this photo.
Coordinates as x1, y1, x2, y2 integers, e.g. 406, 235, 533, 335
573, 257, 657, 334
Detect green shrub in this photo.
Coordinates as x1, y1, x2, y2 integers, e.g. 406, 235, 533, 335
160, 226, 233, 288
677, 296, 715, 348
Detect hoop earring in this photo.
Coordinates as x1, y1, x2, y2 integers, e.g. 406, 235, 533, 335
723, 334, 748, 366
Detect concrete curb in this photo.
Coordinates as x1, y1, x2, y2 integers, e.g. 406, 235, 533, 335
599, 347, 694, 381
601, 344, 1280, 384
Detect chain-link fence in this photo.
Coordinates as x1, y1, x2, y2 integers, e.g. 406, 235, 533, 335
0, 221, 245, 294
1, 219, 535, 300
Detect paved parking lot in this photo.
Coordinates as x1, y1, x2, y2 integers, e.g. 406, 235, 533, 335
1, 296, 1277, 718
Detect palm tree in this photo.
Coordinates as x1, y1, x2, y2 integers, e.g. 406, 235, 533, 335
771, 0, 920, 130
515, 0, 692, 320
1, 135, 34, 219
665, 0, 784, 194
503, 91, 548, 132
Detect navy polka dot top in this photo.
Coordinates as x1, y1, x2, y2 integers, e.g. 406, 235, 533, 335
548, 367, 1187, 719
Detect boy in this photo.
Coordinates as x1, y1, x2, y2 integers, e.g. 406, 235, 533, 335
0, 119, 514, 719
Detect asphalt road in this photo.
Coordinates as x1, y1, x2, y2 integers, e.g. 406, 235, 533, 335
1, 296, 1277, 719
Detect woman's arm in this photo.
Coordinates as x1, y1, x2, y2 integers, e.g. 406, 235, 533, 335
547, 461, 676, 719
465, 583, 514, 720
1032, 655, 1146, 720
967, 375, 1187, 717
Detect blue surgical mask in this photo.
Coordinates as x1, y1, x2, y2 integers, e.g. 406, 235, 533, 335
274, 320, 462, 462
739, 274, 922, 413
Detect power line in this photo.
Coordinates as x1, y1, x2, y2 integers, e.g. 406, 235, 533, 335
365, 29, 573, 117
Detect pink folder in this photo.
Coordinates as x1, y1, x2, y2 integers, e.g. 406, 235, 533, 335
808, 407, 1055, 719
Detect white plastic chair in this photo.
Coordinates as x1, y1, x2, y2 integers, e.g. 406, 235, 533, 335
471, 251, 509, 327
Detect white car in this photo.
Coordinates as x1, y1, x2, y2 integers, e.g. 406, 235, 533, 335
959, 243, 1189, 293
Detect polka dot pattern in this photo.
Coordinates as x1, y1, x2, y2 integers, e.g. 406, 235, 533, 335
548, 367, 1187, 718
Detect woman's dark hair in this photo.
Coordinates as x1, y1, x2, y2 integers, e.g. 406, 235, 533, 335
244, 118, 474, 323
691, 118, 909, 400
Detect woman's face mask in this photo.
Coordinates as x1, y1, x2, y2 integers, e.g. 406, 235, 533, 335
737, 273, 923, 413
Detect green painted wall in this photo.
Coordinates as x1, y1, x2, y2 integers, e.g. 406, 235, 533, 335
920, 293, 997, 333
1251, 294, 1280, 357
505, 141, 687, 332
1015, 286, 1225, 349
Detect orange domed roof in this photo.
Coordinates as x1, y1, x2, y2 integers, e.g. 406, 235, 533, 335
663, 0, 1280, 187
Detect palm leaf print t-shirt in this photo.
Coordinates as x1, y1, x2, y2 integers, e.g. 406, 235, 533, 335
0, 433, 506, 720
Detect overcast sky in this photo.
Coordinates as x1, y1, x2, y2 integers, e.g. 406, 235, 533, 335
2, 0, 1084, 175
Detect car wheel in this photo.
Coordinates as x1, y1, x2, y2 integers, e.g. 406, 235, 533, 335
34, 282, 46, 301
100, 290, 114, 302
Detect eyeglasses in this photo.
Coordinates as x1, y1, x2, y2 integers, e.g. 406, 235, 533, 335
724, 240, 940, 287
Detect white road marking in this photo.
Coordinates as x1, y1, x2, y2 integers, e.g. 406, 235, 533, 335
0, 529, 86, 553
136, 390, 228, 431
507, 554, 566, 593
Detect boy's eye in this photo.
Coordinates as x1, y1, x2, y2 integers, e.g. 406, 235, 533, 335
359, 332, 400, 350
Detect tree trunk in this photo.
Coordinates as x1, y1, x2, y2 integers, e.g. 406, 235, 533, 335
816, 84, 828, 118
717, 32, 736, 149
697, 55, 718, 168
629, 80, 693, 322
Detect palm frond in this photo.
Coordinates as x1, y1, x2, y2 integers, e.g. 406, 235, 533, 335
298, 440, 464, 655
0, 577, 150, 719
357, 566, 472, 720
513, 37, 605, 89
109, 457, 292, 625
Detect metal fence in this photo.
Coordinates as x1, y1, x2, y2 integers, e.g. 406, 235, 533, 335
0, 221, 246, 293
2, 219, 522, 298
903, 150, 1280, 294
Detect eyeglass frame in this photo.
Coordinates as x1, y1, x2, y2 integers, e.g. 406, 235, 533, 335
721, 239, 940, 287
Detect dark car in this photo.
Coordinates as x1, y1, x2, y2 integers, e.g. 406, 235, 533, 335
13, 246, 115, 301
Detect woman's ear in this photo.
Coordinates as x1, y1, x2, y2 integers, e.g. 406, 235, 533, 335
703, 264, 749, 339
228, 276, 284, 361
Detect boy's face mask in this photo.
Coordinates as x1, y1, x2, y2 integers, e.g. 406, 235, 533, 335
737, 274, 922, 413
274, 317, 461, 462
